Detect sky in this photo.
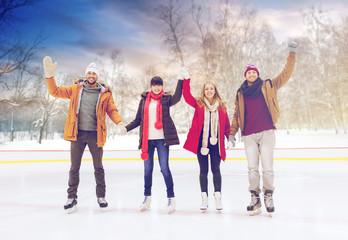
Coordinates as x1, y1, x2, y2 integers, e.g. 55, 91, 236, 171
3, 0, 348, 77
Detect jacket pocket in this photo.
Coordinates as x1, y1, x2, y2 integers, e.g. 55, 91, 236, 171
65, 115, 77, 138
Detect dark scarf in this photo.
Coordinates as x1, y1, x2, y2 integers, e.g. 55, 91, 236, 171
239, 77, 263, 98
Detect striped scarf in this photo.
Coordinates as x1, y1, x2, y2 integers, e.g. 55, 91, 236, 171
201, 98, 219, 155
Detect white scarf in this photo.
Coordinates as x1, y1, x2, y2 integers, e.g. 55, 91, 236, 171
201, 98, 219, 155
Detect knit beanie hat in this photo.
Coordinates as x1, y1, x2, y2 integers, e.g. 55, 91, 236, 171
244, 63, 259, 77
85, 62, 99, 76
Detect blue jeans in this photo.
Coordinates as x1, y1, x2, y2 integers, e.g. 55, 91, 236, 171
143, 139, 174, 198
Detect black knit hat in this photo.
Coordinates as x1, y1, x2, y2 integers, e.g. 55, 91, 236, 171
150, 76, 163, 86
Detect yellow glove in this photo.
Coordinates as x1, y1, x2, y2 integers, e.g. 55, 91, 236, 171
43, 56, 58, 78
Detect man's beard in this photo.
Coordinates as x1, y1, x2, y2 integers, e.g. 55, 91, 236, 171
87, 78, 96, 85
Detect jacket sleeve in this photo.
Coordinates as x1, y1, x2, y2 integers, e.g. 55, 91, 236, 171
46, 77, 73, 99
106, 94, 123, 125
183, 79, 197, 108
126, 98, 143, 132
169, 79, 183, 106
271, 52, 296, 90
224, 110, 231, 139
230, 94, 240, 136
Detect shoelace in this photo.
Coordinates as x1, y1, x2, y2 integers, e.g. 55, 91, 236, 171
142, 197, 148, 204
264, 194, 273, 207
168, 199, 172, 206
249, 195, 260, 206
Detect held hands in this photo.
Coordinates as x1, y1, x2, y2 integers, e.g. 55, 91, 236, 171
43, 56, 58, 78
228, 135, 236, 148
117, 122, 127, 136
178, 67, 190, 80
288, 41, 297, 53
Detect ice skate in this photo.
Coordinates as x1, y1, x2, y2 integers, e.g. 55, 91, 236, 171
98, 197, 108, 210
247, 191, 261, 216
64, 198, 77, 214
200, 192, 208, 210
264, 190, 275, 217
166, 197, 176, 214
139, 196, 151, 211
214, 192, 223, 211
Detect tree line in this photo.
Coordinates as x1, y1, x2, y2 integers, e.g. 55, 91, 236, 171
0, 0, 347, 144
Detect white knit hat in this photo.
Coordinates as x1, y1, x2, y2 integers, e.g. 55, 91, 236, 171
85, 62, 99, 76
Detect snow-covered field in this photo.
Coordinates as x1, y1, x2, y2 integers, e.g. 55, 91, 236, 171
1, 130, 347, 150
0, 130, 347, 240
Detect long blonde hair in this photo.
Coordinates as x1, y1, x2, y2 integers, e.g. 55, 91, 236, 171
195, 82, 226, 111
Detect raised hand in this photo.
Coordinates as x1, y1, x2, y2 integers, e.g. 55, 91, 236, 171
178, 67, 190, 80
43, 56, 58, 78
288, 41, 297, 53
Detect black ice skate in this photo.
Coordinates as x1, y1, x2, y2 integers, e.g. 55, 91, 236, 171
264, 190, 275, 216
247, 191, 262, 216
64, 198, 77, 213
98, 197, 108, 208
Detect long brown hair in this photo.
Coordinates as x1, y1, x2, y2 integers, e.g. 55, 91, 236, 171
195, 82, 226, 111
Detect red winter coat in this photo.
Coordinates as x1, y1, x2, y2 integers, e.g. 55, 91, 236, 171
183, 79, 230, 160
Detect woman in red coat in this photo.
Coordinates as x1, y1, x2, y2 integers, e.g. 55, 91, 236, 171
180, 67, 230, 211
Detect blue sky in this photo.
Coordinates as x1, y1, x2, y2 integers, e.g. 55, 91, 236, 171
4, 0, 348, 76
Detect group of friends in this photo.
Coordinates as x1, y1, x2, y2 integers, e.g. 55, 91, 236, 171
42, 41, 297, 215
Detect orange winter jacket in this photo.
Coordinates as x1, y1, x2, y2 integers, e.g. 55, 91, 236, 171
230, 52, 296, 136
46, 77, 123, 147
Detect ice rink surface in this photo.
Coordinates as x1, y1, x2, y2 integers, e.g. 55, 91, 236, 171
0, 131, 347, 240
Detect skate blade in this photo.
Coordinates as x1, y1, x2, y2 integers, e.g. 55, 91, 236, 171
99, 207, 107, 213
139, 205, 150, 211
216, 206, 223, 211
248, 208, 261, 216
166, 208, 175, 214
200, 206, 208, 211
66, 206, 78, 214
267, 212, 274, 217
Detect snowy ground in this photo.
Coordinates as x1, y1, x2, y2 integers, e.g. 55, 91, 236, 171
0, 130, 347, 240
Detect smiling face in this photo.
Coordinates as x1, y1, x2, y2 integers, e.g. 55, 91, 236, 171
245, 70, 258, 85
204, 83, 215, 102
151, 84, 163, 95
86, 71, 98, 87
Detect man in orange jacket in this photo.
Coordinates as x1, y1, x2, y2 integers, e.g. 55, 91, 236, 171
43, 56, 126, 212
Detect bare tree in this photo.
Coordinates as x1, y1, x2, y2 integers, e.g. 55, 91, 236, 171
96, 49, 139, 137
333, 17, 348, 133
30, 66, 63, 143
190, 0, 218, 81
155, 0, 186, 66
0, 0, 34, 26
302, 6, 342, 133
0, 0, 39, 89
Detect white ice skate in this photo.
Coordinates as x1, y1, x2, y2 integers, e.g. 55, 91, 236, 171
166, 197, 176, 214
247, 191, 262, 216
264, 190, 275, 217
64, 198, 78, 214
139, 196, 151, 211
98, 197, 108, 212
200, 192, 208, 210
214, 192, 223, 211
